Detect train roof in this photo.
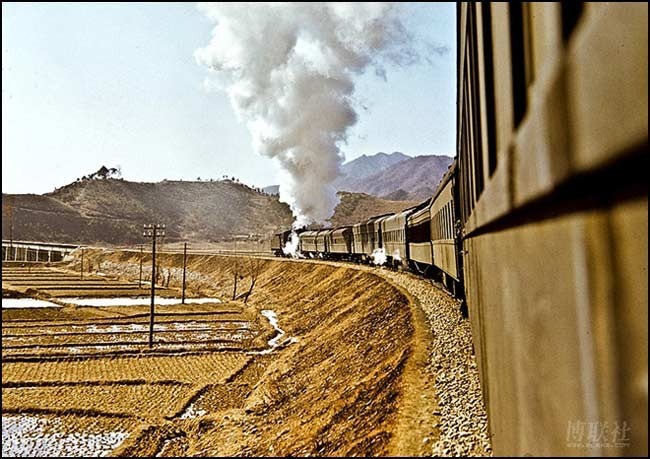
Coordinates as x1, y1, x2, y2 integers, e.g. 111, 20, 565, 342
408, 203, 431, 222
430, 159, 458, 202
331, 227, 351, 236
367, 212, 397, 223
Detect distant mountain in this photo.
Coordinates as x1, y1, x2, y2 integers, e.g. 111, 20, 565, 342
352, 155, 454, 201
265, 153, 453, 201
2, 174, 417, 245
334, 151, 409, 191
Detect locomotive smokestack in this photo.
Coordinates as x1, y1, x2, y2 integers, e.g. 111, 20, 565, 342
195, 3, 416, 227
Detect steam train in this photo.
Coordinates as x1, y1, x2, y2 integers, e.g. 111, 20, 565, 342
273, 3, 647, 457
271, 160, 463, 296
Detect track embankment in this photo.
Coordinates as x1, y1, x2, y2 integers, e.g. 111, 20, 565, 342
64, 249, 489, 456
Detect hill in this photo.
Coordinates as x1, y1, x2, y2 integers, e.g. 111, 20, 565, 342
266, 152, 453, 202
328, 192, 417, 227
2, 176, 417, 245
2, 178, 292, 245
333, 151, 409, 191
352, 155, 454, 201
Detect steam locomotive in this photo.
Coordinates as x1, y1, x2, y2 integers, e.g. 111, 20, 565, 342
272, 3, 648, 456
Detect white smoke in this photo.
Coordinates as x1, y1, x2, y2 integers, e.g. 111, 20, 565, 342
282, 231, 302, 258
392, 248, 402, 262
371, 248, 387, 266
195, 3, 417, 227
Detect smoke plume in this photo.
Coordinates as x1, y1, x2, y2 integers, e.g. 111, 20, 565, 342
282, 231, 301, 258
195, 3, 416, 227
371, 247, 387, 266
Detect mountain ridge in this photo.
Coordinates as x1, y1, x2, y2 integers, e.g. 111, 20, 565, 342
2, 176, 414, 245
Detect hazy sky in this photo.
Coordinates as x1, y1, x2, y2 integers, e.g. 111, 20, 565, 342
2, 2, 456, 194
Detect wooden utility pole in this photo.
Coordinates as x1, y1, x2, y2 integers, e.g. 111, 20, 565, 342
182, 242, 187, 304
138, 245, 143, 288
143, 224, 165, 348
2, 196, 15, 260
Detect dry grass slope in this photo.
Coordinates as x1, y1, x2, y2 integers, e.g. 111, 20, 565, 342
56, 249, 435, 457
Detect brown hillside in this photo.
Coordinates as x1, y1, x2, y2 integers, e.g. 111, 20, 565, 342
3, 178, 418, 245
350, 155, 454, 200
329, 192, 418, 227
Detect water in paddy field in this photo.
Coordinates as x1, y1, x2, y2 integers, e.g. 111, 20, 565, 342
252, 309, 298, 355
1, 296, 223, 309
1, 298, 61, 308
55, 297, 222, 307
2, 415, 129, 457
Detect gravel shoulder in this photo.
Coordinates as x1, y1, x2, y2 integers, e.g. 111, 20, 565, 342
376, 267, 492, 456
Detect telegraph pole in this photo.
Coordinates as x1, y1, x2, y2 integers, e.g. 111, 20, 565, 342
80, 248, 84, 280
5, 196, 14, 258
143, 224, 165, 348
182, 242, 188, 304
138, 244, 143, 288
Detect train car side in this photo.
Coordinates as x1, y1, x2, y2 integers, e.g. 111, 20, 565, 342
430, 164, 461, 295
406, 200, 434, 274
328, 226, 353, 259
457, 3, 647, 456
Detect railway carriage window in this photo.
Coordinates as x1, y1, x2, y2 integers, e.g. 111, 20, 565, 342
442, 207, 446, 239
447, 206, 454, 239
468, 4, 485, 199
443, 207, 448, 239
522, 3, 535, 86
433, 213, 437, 240
441, 208, 445, 239
445, 205, 449, 239
481, 3, 498, 176
445, 204, 449, 239
509, 2, 528, 127
449, 203, 453, 238
561, 2, 584, 43
445, 203, 449, 239
443, 210, 446, 239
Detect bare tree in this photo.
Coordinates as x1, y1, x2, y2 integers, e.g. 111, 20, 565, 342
164, 267, 172, 288
231, 257, 244, 300
244, 258, 264, 304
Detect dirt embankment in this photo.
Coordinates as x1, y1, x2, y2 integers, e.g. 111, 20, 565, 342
68, 250, 438, 457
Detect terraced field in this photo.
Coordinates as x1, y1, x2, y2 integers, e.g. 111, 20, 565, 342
1, 265, 276, 457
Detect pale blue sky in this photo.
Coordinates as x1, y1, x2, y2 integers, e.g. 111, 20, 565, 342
2, 2, 456, 194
